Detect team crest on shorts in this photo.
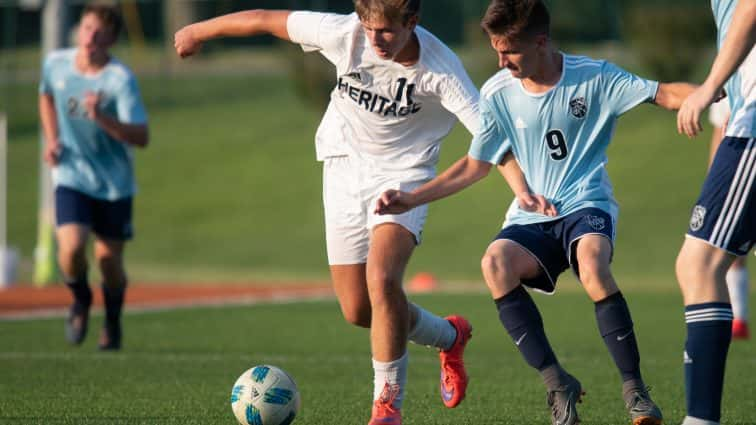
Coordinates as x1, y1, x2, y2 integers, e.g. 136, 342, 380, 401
690, 205, 706, 231
569, 97, 587, 119
585, 215, 606, 231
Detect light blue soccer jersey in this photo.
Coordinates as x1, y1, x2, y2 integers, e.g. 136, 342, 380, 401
470, 54, 659, 227
711, 0, 755, 138
39, 48, 147, 201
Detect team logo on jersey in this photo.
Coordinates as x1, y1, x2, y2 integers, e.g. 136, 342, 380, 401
690, 205, 706, 231
54, 79, 66, 90
585, 215, 606, 231
342, 71, 363, 83
569, 97, 587, 119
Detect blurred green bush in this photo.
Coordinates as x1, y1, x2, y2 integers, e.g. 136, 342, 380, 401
623, 3, 716, 81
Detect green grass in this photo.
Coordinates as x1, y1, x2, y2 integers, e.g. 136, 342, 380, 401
1, 291, 755, 424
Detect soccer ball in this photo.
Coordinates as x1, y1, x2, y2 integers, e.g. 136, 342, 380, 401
230, 365, 301, 425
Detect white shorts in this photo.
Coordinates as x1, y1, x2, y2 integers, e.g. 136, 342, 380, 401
323, 156, 430, 265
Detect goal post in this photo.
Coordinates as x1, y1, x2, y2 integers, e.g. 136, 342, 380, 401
33, 0, 70, 286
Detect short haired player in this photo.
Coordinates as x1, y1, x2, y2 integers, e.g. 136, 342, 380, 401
173, 1, 540, 423
675, 0, 755, 423
39, 3, 149, 351
376, 1, 699, 423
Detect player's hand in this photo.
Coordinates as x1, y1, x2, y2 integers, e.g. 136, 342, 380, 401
374, 189, 416, 215
517, 192, 557, 217
43, 139, 61, 166
83, 91, 102, 120
677, 83, 722, 138
174, 25, 203, 58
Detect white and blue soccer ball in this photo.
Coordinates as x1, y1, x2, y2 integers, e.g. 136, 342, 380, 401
230, 365, 301, 425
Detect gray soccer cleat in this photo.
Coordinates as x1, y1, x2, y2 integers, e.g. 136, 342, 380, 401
625, 387, 663, 425
65, 303, 90, 345
546, 374, 584, 425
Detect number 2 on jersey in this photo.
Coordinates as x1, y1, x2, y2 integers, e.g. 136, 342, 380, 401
545, 129, 568, 160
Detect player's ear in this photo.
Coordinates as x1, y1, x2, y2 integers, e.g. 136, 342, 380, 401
534, 33, 548, 50
405, 14, 418, 30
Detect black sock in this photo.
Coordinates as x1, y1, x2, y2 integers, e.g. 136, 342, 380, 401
495, 285, 559, 377
685, 302, 732, 422
65, 275, 92, 310
102, 284, 126, 325
595, 291, 642, 383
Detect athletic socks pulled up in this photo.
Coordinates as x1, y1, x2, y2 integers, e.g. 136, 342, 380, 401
495, 285, 560, 382
372, 352, 408, 409
408, 304, 457, 350
684, 302, 733, 423
594, 291, 642, 383
65, 275, 92, 310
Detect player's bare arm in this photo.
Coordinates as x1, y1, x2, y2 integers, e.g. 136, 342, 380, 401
678, 0, 756, 137
375, 155, 492, 215
175, 10, 292, 58
83, 91, 149, 147
497, 153, 557, 216
39, 93, 61, 166
653, 83, 700, 111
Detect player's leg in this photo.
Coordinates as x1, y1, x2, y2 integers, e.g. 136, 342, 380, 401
678, 136, 755, 425
726, 256, 749, 339
93, 237, 127, 350
365, 223, 415, 425
573, 233, 662, 425
482, 228, 582, 424
55, 186, 94, 345
330, 264, 372, 328
91, 195, 133, 351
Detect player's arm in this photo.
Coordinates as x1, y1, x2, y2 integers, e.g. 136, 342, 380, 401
84, 92, 149, 148
653, 83, 699, 111
175, 10, 291, 58
375, 155, 492, 215
39, 93, 61, 166
497, 153, 557, 216
678, 0, 756, 137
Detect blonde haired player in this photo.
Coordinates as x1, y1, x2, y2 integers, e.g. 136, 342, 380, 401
174, 1, 542, 424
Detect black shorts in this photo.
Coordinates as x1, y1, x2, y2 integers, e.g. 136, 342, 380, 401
55, 186, 133, 240
687, 137, 755, 256
494, 207, 615, 294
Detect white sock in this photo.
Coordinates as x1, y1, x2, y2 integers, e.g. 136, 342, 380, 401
726, 266, 749, 321
682, 416, 719, 425
372, 352, 408, 408
407, 304, 457, 350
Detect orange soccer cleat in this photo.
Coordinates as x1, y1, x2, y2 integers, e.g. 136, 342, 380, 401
439, 315, 473, 408
368, 383, 401, 425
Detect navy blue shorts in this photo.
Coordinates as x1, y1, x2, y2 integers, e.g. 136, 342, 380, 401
494, 207, 615, 294
687, 137, 755, 256
55, 186, 133, 240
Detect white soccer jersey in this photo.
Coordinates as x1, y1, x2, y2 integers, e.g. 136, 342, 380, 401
286, 12, 479, 179
713, 0, 755, 138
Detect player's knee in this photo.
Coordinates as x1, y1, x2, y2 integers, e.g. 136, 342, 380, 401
578, 257, 611, 287
58, 242, 86, 264
341, 306, 371, 328
481, 248, 509, 277
96, 252, 124, 283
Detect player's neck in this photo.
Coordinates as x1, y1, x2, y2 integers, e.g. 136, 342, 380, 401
75, 49, 111, 74
521, 51, 562, 94
393, 32, 420, 67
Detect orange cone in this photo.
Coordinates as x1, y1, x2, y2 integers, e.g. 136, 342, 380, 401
409, 272, 438, 293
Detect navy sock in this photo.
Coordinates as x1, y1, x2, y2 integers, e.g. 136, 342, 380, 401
65, 275, 92, 309
102, 284, 126, 325
685, 302, 732, 422
494, 285, 558, 372
595, 291, 642, 382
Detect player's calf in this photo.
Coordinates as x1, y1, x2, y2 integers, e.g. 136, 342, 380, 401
65, 276, 92, 345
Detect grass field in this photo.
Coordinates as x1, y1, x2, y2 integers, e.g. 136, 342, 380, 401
1, 291, 754, 424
